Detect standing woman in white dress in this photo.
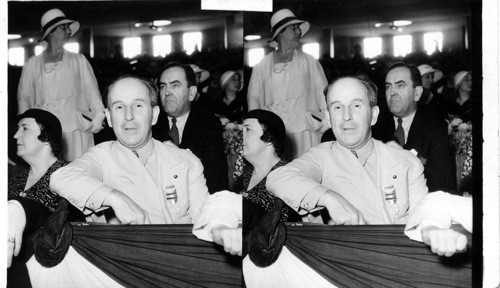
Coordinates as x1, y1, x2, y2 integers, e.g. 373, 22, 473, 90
247, 9, 329, 161
17, 8, 106, 161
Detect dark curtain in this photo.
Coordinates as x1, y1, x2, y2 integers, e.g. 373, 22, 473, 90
285, 224, 472, 288
71, 224, 242, 288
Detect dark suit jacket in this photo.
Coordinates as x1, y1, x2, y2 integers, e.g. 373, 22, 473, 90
373, 104, 457, 193
153, 106, 228, 193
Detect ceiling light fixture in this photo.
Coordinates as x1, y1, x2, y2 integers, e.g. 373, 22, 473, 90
153, 20, 171, 26
135, 20, 172, 31
393, 20, 412, 27
375, 20, 412, 29
244, 35, 261, 41
8, 34, 21, 40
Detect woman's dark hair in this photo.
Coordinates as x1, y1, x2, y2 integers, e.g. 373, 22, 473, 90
258, 120, 285, 158
36, 121, 63, 158
244, 109, 286, 158
17, 109, 63, 158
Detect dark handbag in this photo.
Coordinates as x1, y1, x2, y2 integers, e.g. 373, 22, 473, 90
32, 198, 73, 267
245, 198, 287, 267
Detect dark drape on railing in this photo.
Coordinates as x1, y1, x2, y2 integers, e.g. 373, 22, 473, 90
285, 224, 472, 288
71, 224, 242, 288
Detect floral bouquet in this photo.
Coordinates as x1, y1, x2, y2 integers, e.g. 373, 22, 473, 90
448, 116, 472, 194
217, 115, 244, 181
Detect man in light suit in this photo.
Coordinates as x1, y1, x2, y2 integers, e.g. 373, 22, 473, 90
267, 75, 428, 225
51, 76, 209, 224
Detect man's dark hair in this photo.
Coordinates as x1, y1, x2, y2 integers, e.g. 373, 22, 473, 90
386, 62, 422, 87
158, 62, 197, 88
36, 121, 63, 158
105, 75, 158, 108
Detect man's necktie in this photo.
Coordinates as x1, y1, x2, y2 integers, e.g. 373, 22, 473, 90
169, 117, 180, 145
394, 117, 405, 146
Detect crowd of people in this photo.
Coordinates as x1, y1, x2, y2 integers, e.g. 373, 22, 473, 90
7, 7, 474, 288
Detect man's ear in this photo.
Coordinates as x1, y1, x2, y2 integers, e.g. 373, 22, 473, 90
414, 86, 423, 102
151, 106, 160, 126
371, 105, 380, 126
105, 108, 112, 128
188, 86, 198, 102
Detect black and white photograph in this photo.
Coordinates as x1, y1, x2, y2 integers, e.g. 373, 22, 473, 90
4, 0, 497, 287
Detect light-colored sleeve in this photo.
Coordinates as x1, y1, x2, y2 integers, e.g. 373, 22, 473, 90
192, 191, 242, 242
407, 155, 429, 216
311, 57, 328, 112
17, 58, 36, 114
50, 146, 114, 215
404, 191, 472, 242
77, 54, 105, 116
267, 147, 330, 214
247, 60, 265, 110
186, 152, 211, 222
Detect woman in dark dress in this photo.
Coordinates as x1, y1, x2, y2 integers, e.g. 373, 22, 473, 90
192, 110, 302, 284
234, 109, 301, 236
445, 71, 472, 122
216, 70, 248, 188
8, 109, 83, 279
215, 70, 247, 123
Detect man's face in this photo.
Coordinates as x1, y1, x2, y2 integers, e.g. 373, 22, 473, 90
385, 67, 422, 118
159, 67, 197, 118
105, 78, 159, 150
327, 78, 379, 150
421, 73, 434, 90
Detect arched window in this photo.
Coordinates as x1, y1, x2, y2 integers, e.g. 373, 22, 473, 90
363, 37, 382, 58
153, 35, 172, 57
248, 48, 264, 67
183, 32, 202, 55
123, 37, 142, 58
393, 35, 412, 57
423, 32, 443, 55
302, 42, 320, 59
64, 42, 80, 53
8, 47, 24, 66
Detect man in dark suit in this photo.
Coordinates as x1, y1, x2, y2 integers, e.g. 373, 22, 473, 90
153, 63, 228, 193
373, 62, 456, 193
